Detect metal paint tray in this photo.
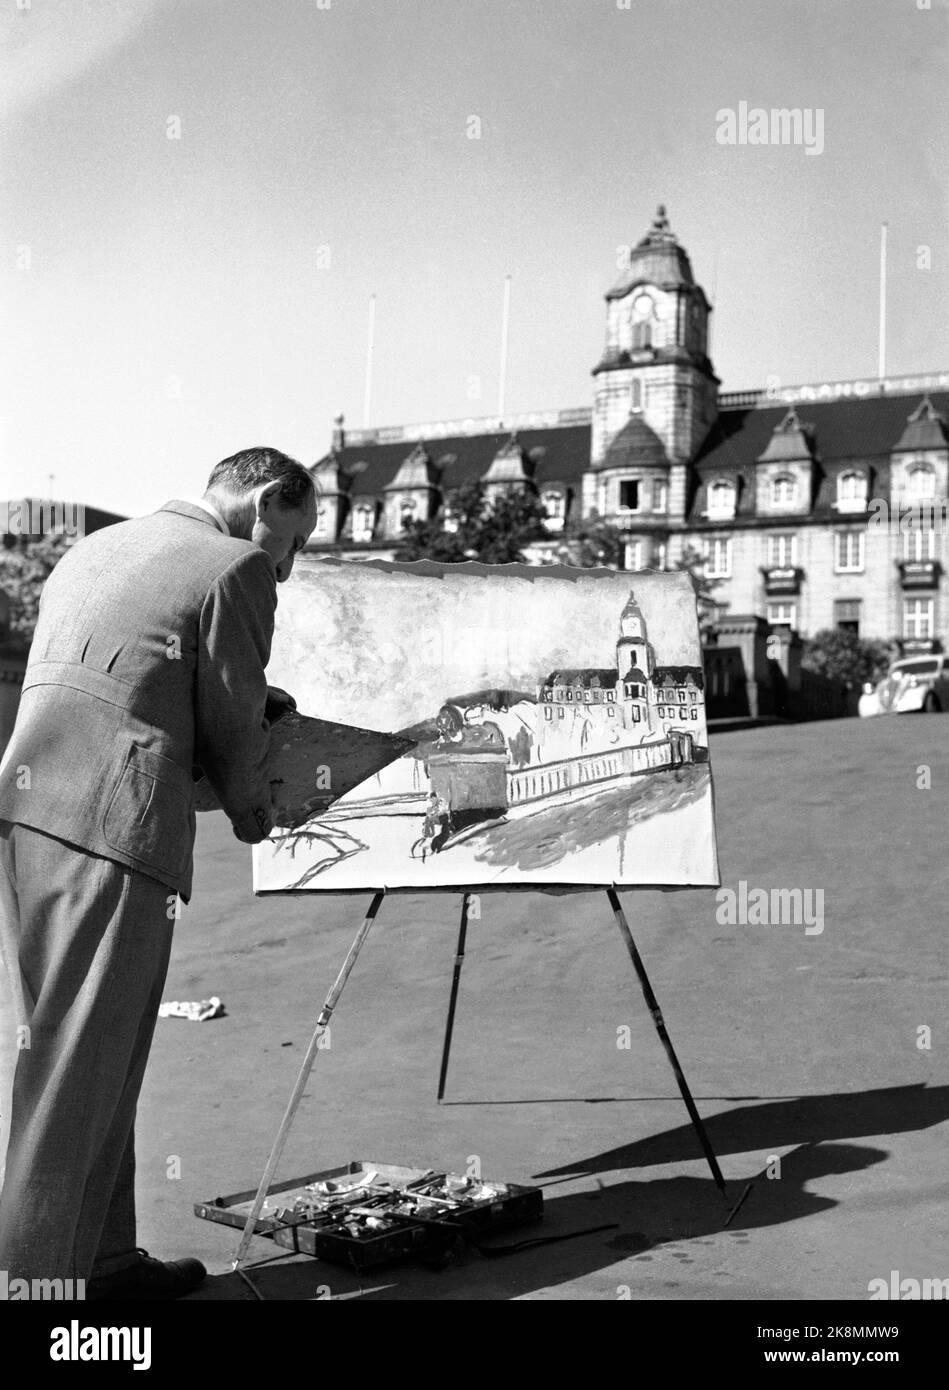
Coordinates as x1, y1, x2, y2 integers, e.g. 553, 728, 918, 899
195, 1160, 544, 1271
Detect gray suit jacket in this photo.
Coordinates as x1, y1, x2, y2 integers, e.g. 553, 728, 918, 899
0, 501, 278, 901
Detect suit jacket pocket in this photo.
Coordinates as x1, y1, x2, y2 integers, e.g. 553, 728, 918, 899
103, 743, 193, 876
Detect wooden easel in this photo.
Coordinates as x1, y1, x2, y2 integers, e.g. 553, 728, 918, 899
232, 887, 728, 1272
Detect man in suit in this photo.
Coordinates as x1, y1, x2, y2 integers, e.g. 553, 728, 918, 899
0, 447, 317, 1298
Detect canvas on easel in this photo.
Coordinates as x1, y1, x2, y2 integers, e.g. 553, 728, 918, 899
252, 557, 719, 892
228, 559, 735, 1274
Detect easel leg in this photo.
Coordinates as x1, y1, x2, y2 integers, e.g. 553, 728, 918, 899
436, 892, 471, 1103
606, 887, 728, 1199
231, 889, 386, 1271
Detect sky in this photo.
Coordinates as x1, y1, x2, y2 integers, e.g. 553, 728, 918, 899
2, 0, 947, 516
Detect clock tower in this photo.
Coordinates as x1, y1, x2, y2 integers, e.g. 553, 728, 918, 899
587, 206, 719, 531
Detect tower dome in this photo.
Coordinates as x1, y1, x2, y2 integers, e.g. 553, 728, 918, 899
606, 205, 698, 300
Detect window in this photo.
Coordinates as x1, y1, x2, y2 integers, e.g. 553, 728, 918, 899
767, 533, 797, 567
836, 471, 867, 512
652, 480, 668, 513
903, 597, 934, 639
313, 505, 329, 538
352, 504, 375, 542
400, 498, 418, 532
704, 536, 732, 578
631, 379, 643, 413
834, 599, 861, 635
543, 490, 565, 531
906, 465, 936, 500
619, 480, 640, 511
707, 479, 736, 519
654, 540, 668, 570
632, 321, 652, 350
767, 602, 796, 630
902, 528, 937, 561
835, 530, 865, 573
771, 474, 797, 507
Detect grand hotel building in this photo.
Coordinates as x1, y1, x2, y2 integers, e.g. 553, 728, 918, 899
306, 206, 949, 653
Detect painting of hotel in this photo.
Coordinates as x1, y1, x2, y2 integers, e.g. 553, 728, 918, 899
253, 560, 719, 891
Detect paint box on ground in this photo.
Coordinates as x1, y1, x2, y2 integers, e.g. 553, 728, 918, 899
195, 1160, 543, 1272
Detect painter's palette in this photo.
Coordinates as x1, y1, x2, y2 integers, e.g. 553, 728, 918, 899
195, 1160, 543, 1272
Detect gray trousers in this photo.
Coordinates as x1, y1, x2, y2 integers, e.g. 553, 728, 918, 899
0, 820, 173, 1282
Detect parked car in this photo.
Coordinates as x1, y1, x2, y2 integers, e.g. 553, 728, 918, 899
859, 655, 949, 717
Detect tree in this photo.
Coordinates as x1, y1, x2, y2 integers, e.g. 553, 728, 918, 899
395, 482, 549, 564
552, 513, 627, 568
674, 543, 724, 638
0, 534, 70, 654
801, 628, 892, 689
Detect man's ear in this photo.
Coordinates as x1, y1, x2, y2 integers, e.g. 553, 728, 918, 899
252, 480, 283, 520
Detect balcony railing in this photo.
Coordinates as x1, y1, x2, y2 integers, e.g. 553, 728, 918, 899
898, 560, 940, 589
761, 566, 804, 594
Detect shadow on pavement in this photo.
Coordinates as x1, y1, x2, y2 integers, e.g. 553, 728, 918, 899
533, 1083, 949, 1179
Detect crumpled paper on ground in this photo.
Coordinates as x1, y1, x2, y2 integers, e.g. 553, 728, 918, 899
157, 996, 225, 1021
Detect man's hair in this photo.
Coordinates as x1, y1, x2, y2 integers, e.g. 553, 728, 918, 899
206, 447, 316, 511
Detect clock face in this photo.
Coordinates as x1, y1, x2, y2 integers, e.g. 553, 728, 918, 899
633, 293, 654, 320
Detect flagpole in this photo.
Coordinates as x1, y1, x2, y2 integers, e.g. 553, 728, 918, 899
363, 294, 376, 428
498, 275, 511, 425
878, 223, 887, 382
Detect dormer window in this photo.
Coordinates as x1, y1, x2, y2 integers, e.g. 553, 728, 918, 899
632, 321, 652, 350
771, 474, 797, 507
352, 503, 375, 542
836, 470, 867, 512
906, 464, 936, 499
707, 479, 736, 519
542, 490, 566, 531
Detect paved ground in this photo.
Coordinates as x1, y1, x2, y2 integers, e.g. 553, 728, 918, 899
135, 713, 949, 1300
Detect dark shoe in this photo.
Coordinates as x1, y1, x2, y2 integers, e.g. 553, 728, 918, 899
86, 1248, 207, 1301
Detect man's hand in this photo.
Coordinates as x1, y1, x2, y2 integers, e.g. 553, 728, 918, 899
232, 803, 275, 844
264, 685, 297, 723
